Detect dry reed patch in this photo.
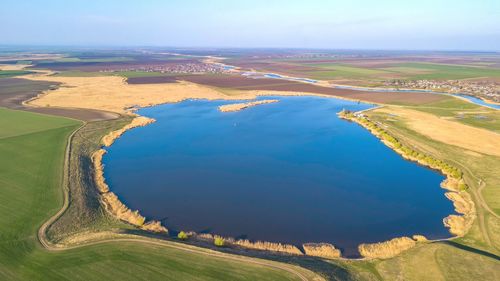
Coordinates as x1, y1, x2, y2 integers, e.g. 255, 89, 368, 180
376, 107, 500, 157
24, 75, 256, 114
442, 190, 475, 237
233, 239, 303, 255
358, 237, 416, 259
191, 233, 303, 255
0, 64, 31, 71
91, 149, 168, 233
302, 243, 341, 259
219, 99, 279, 112
91, 149, 109, 193
443, 215, 470, 237
412, 235, 428, 242
102, 117, 155, 146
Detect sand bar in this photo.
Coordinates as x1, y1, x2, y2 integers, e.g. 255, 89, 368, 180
218, 99, 279, 112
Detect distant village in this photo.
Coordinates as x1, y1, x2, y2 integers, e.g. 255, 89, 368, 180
385, 79, 500, 103
101, 63, 230, 74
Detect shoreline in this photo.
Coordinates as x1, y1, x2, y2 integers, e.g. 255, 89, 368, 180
91, 112, 345, 259
26, 70, 475, 259
92, 117, 168, 234
94, 97, 469, 260
34, 123, 322, 280
218, 99, 279, 112
338, 109, 476, 258
202, 56, 499, 110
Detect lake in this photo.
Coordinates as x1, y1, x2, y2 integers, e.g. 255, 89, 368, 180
103, 96, 455, 257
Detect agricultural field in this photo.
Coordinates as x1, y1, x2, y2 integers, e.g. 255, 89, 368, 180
0, 70, 33, 78
0, 107, 312, 281
353, 98, 500, 280
226, 52, 500, 85
0, 48, 499, 281
2, 0, 500, 279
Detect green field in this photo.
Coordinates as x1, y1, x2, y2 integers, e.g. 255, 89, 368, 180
256, 59, 500, 82
1, 65, 499, 280
306, 62, 500, 81
389, 62, 500, 80
0, 70, 33, 78
54, 70, 178, 78
0, 108, 308, 281
399, 98, 500, 132
32, 57, 135, 64
350, 99, 500, 280
306, 64, 387, 79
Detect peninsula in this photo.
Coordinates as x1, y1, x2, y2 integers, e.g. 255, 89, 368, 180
218, 99, 279, 112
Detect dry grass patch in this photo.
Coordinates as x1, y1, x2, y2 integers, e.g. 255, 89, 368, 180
101, 116, 155, 146
0, 64, 31, 71
376, 107, 500, 157
24, 75, 256, 114
219, 99, 279, 112
302, 243, 341, 259
359, 237, 417, 259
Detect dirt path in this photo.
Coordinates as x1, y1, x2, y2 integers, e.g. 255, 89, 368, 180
448, 158, 499, 250
37, 123, 323, 281
452, 160, 499, 219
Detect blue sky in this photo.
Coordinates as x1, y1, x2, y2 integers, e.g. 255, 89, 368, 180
1, 0, 499, 50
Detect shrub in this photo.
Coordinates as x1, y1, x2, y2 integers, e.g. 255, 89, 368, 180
214, 236, 225, 247
177, 231, 188, 240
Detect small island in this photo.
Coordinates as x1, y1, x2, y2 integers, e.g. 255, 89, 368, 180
218, 99, 279, 112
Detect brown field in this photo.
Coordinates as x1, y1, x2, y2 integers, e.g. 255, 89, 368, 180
21, 71, 448, 120
227, 54, 500, 82
32, 58, 198, 72
23, 75, 256, 114
0, 64, 32, 71
227, 60, 318, 74
176, 74, 447, 104
0, 78, 117, 121
126, 76, 179, 84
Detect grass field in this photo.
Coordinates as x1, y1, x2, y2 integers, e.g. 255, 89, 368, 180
349, 99, 500, 280
52, 57, 135, 63
304, 62, 500, 81
398, 98, 500, 132
0, 108, 311, 281
233, 57, 500, 84
306, 64, 387, 79
2, 54, 499, 280
390, 62, 500, 80
54, 70, 179, 78
0, 70, 33, 78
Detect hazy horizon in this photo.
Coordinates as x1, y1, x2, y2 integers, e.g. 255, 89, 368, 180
1, 0, 499, 51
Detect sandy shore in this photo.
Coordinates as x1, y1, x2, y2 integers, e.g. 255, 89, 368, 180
219, 99, 279, 112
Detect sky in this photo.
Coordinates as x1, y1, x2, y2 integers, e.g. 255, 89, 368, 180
1, 0, 499, 51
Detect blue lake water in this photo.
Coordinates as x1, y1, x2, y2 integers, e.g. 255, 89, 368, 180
103, 96, 455, 257
264, 73, 318, 84
452, 94, 500, 110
